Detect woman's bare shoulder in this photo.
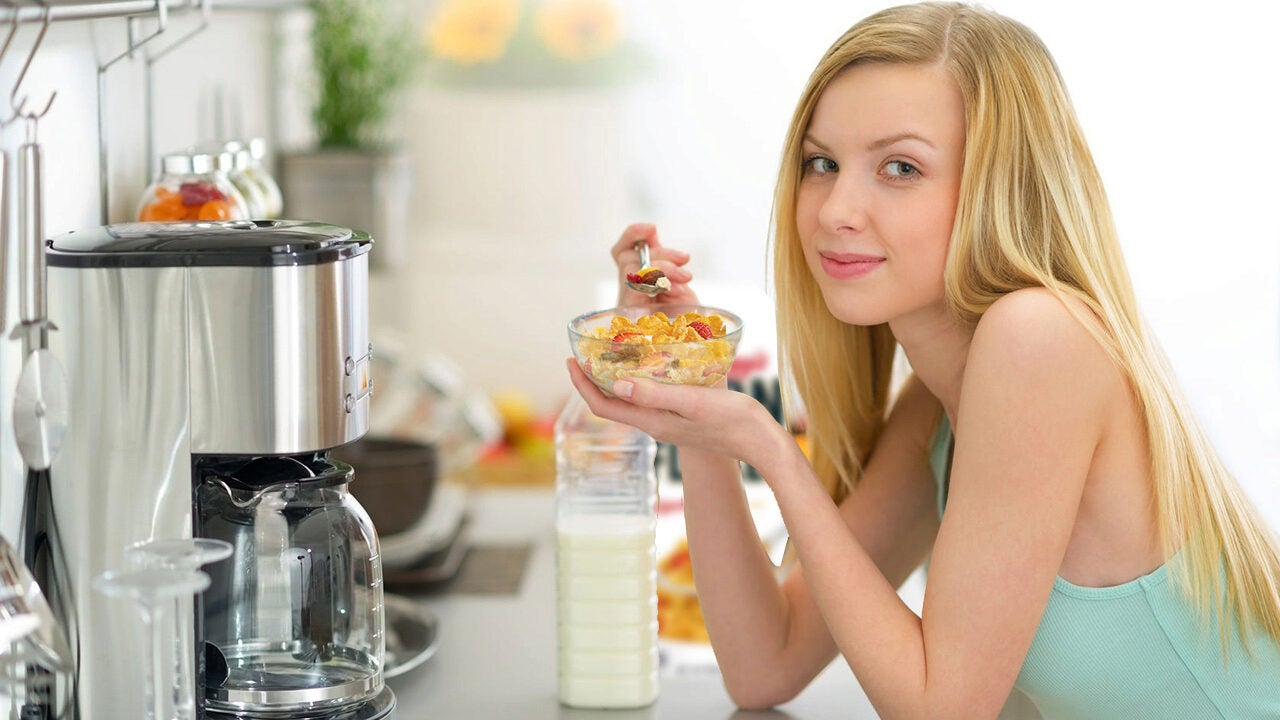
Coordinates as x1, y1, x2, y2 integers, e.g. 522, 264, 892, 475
977, 288, 1116, 367
966, 286, 1123, 428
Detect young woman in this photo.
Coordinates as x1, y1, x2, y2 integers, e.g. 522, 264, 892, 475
567, 3, 1280, 719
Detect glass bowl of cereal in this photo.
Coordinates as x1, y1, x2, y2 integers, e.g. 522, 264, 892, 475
569, 305, 743, 395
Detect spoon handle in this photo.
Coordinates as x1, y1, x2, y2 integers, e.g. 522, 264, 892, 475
635, 240, 651, 270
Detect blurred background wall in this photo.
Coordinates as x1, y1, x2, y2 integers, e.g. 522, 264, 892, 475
0, 0, 1276, 527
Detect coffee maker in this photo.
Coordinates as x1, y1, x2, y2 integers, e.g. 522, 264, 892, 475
39, 220, 393, 719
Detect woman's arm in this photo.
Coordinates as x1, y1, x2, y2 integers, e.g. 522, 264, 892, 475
568, 363, 944, 707
574, 287, 1118, 719
683, 374, 943, 708
772, 289, 1115, 719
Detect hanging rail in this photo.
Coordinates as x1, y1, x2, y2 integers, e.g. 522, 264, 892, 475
0, 0, 305, 25
0, 0, 309, 222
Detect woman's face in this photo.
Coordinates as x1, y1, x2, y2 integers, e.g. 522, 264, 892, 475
795, 62, 966, 326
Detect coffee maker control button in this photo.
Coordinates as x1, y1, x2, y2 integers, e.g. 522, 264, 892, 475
345, 357, 355, 376
345, 393, 355, 413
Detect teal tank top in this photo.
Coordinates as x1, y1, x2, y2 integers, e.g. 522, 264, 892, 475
928, 415, 1280, 719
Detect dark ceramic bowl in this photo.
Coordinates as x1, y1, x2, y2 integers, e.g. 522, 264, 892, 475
334, 437, 438, 537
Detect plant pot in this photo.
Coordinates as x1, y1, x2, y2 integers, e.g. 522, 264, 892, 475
280, 148, 411, 270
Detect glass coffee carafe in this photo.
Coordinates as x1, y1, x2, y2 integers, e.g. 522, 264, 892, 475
195, 454, 388, 718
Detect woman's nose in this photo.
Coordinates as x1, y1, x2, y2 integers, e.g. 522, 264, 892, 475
816, 175, 868, 234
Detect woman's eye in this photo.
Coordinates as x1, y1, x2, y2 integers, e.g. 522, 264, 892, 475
883, 160, 919, 179
802, 156, 838, 176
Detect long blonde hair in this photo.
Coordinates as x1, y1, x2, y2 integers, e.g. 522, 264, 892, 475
773, 1, 1280, 654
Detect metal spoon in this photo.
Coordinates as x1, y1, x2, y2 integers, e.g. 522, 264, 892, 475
625, 241, 671, 298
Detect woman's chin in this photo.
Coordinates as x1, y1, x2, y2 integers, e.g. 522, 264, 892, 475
823, 296, 890, 327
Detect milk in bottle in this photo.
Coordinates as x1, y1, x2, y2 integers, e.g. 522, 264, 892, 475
554, 395, 659, 708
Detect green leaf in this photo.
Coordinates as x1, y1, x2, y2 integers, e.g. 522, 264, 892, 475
310, 0, 421, 149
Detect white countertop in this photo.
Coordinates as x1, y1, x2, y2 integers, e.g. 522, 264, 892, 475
386, 487, 1041, 720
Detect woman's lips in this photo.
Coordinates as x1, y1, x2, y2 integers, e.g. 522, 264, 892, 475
819, 252, 885, 280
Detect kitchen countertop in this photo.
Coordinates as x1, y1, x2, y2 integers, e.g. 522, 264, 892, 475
386, 487, 1041, 720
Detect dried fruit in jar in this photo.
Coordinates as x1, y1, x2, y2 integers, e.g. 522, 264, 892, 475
138, 189, 187, 222
138, 181, 236, 223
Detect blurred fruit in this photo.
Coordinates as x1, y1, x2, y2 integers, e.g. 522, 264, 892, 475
197, 200, 233, 220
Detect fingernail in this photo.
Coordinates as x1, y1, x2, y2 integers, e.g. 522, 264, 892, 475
614, 379, 635, 399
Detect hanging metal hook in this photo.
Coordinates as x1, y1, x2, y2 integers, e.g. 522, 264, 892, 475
147, 0, 210, 65
98, 0, 169, 74
0, 3, 28, 127
9, 2, 56, 124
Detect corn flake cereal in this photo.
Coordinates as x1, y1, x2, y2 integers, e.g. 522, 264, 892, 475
577, 310, 736, 392
657, 539, 709, 642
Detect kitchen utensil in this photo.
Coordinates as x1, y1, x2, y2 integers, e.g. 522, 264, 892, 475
625, 240, 669, 297
0, 499, 72, 720
93, 567, 212, 720
126, 539, 234, 720
12, 347, 66, 471
3, 98, 74, 719
0, 611, 39, 649
0, 532, 72, 674
11, 133, 68, 474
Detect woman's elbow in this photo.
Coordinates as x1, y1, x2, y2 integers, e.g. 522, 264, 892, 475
723, 673, 803, 710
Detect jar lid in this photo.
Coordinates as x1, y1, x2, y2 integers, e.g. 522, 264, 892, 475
162, 149, 235, 175
216, 141, 254, 171
46, 220, 374, 268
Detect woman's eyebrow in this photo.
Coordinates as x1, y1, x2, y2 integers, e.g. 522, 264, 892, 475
801, 134, 833, 153
867, 131, 935, 151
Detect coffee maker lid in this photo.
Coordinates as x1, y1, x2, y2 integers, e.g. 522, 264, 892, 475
46, 220, 373, 268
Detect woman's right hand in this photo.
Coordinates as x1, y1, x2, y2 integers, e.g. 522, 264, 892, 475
612, 223, 699, 306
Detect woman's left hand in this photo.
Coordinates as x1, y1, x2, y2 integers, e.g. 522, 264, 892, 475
566, 358, 785, 472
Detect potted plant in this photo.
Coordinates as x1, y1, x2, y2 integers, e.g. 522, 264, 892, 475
281, 0, 418, 269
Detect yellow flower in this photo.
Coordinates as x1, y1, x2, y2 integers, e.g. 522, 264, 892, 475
534, 0, 620, 62
426, 0, 521, 65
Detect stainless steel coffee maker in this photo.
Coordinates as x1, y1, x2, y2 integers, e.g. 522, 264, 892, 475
39, 220, 393, 719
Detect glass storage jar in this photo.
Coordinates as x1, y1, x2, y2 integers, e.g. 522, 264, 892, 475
137, 150, 249, 223
219, 141, 272, 220
244, 137, 284, 219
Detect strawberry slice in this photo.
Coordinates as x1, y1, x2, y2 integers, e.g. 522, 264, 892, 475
687, 321, 714, 339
